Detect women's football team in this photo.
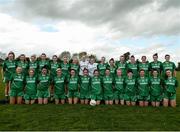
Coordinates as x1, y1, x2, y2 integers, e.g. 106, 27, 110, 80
1, 52, 178, 107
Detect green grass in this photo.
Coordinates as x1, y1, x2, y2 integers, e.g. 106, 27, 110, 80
0, 67, 180, 131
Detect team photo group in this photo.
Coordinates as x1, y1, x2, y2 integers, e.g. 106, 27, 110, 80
1, 51, 178, 107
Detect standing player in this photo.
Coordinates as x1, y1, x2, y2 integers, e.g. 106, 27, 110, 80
150, 69, 163, 107
137, 69, 150, 107
124, 70, 137, 106
149, 53, 162, 76
38, 53, 50, 74
37, 66, 51, 104
24, 69, 37, 104
50, 55, 60, 78
16, 54, 29, 75
116, 55, 127, 77
127, 55, 138, 78
9, 67, 25, 104
60, 56, 70, 78
2, 51, 16, 98
102, 69, 114, 105
29, 54, 38, 76
67, 69, 79, 104
108, 58, 117, 78
138, 56, 149, 77
162, 54, 176, 78
79, 68, 91, 104
163, 69, 178, 107
52, 68, 66, 104
97, 57, 108, 77
79, 55, 89, 76
90, 70, 103, 105
88, 58, 98, 77
114, 69, 125, 105
70, 57, 80, 75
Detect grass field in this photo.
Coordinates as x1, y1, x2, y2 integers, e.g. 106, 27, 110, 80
0, 67, 180, 131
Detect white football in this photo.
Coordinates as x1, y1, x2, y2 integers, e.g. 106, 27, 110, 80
90, 100, 96, 106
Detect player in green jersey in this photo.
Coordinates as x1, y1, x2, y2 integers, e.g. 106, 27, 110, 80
124, 70, 137, 106
37, 66, 51, 104
67, 69, 79, 104
98, 57, 108, 77
137, 69, 150, 107
70, 57, 80, 75
60, 56, 70, 78
163, 69, 178, 107
162, 54, 176, 78
52, 68, 66, 104
2, 51, 16, 97
116, 55, 127, 77
90, 69, 103, 105
138, 56, 150, 77
9, 67, 25, 104
29, 54, 38, 76
150, 69, 163, 107
127, 55, 138, 78
24, 69, 37, 104
102, 69, 114, 105
149, 53, 162, 76
79, 68, 91, 104
38, 53, 50, 73
16, 54, 29, 75
108, 58, 117, 78
114, 69, 125, 105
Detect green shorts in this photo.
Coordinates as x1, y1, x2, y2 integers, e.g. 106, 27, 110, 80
104, 93, 114, 101
90, 93, 103, 101
138, 95, 150, 101
163, 91, 176, 100
150, 94, 162, 102
80, 92, 90, 99
124, 94, 137, 102
114, 90, 124, 100
54, 93, 66, 99
24, 93, 37, 100
9, 90, 24, 97
67, 90, 79, 98
37, 90, 50, 98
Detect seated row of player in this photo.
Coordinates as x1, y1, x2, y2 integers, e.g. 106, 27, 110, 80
8, 65, 178, 107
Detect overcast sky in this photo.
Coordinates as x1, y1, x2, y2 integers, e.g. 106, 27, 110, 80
0, 0, 179, 64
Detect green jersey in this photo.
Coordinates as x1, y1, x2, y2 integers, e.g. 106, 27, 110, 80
138, 62, 149, 77
114, 76, 125, 92
67, 76, 79, 91
127, 62, 138, 77
70, 63, 79, 74
102, 76, 113, 95
125, 77, 136, 96
29, 61, 38, 75
149, 61, 162, 74
164, 77, 178, 94
25, 76, 37, 94
60, 63, 70, 77
149, 77, 162, 96
16, 61, 29, 75
108, 65, 117, 77
91, 76, 102, 95
162, 61, 176, 75
10, 73, 25, 91
3, 60, 16, 77
53, 75, 66, 94
116, 61, 127, 76
137, 77, 150, 97
38, 60, 50, 72
50, 62, 60, 76
79, 75, 91, 94
98, 63, 108, 76
37, 74, 51, 91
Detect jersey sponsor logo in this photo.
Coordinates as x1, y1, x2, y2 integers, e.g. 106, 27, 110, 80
92, 82, 100, 84
104, 81, 112, 83
14, 78, 23, 81
40, 80, 48, 83
82, 81, 89, 83
56, 80, 64, 83
27, 80, 36, 83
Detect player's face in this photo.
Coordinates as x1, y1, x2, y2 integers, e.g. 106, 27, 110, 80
70, 70, 76, 76
127, 72, 133, 77
63, 57, 68, 63
153, 56, 158, 61
83, 70, 88, 76
153, 71, 158, 77
117, 70, 122, 76
42, 68, 47, 75
41, 55, 46, 60
8, 54, 14, 60
57, 69, 62, 76
73, 58, 78, 64
166, 70, 172, 77
52, 56, 57, 62
140, 71, 145, 77
29, 70, 34, 76
94, 71, 99, 76
90, 58, 94, 64
16, 67, 22, 74
109, 60, 114, 65
101, 57, 105, 63
82, 56, 86, 61
141, 56, 146, 62
31, 56, 36, 62
105, 70, 110, 76
20, 55, 25, 61
130, 57, 135, 63
120, 56, 125, 62
165, 56, 170, 61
